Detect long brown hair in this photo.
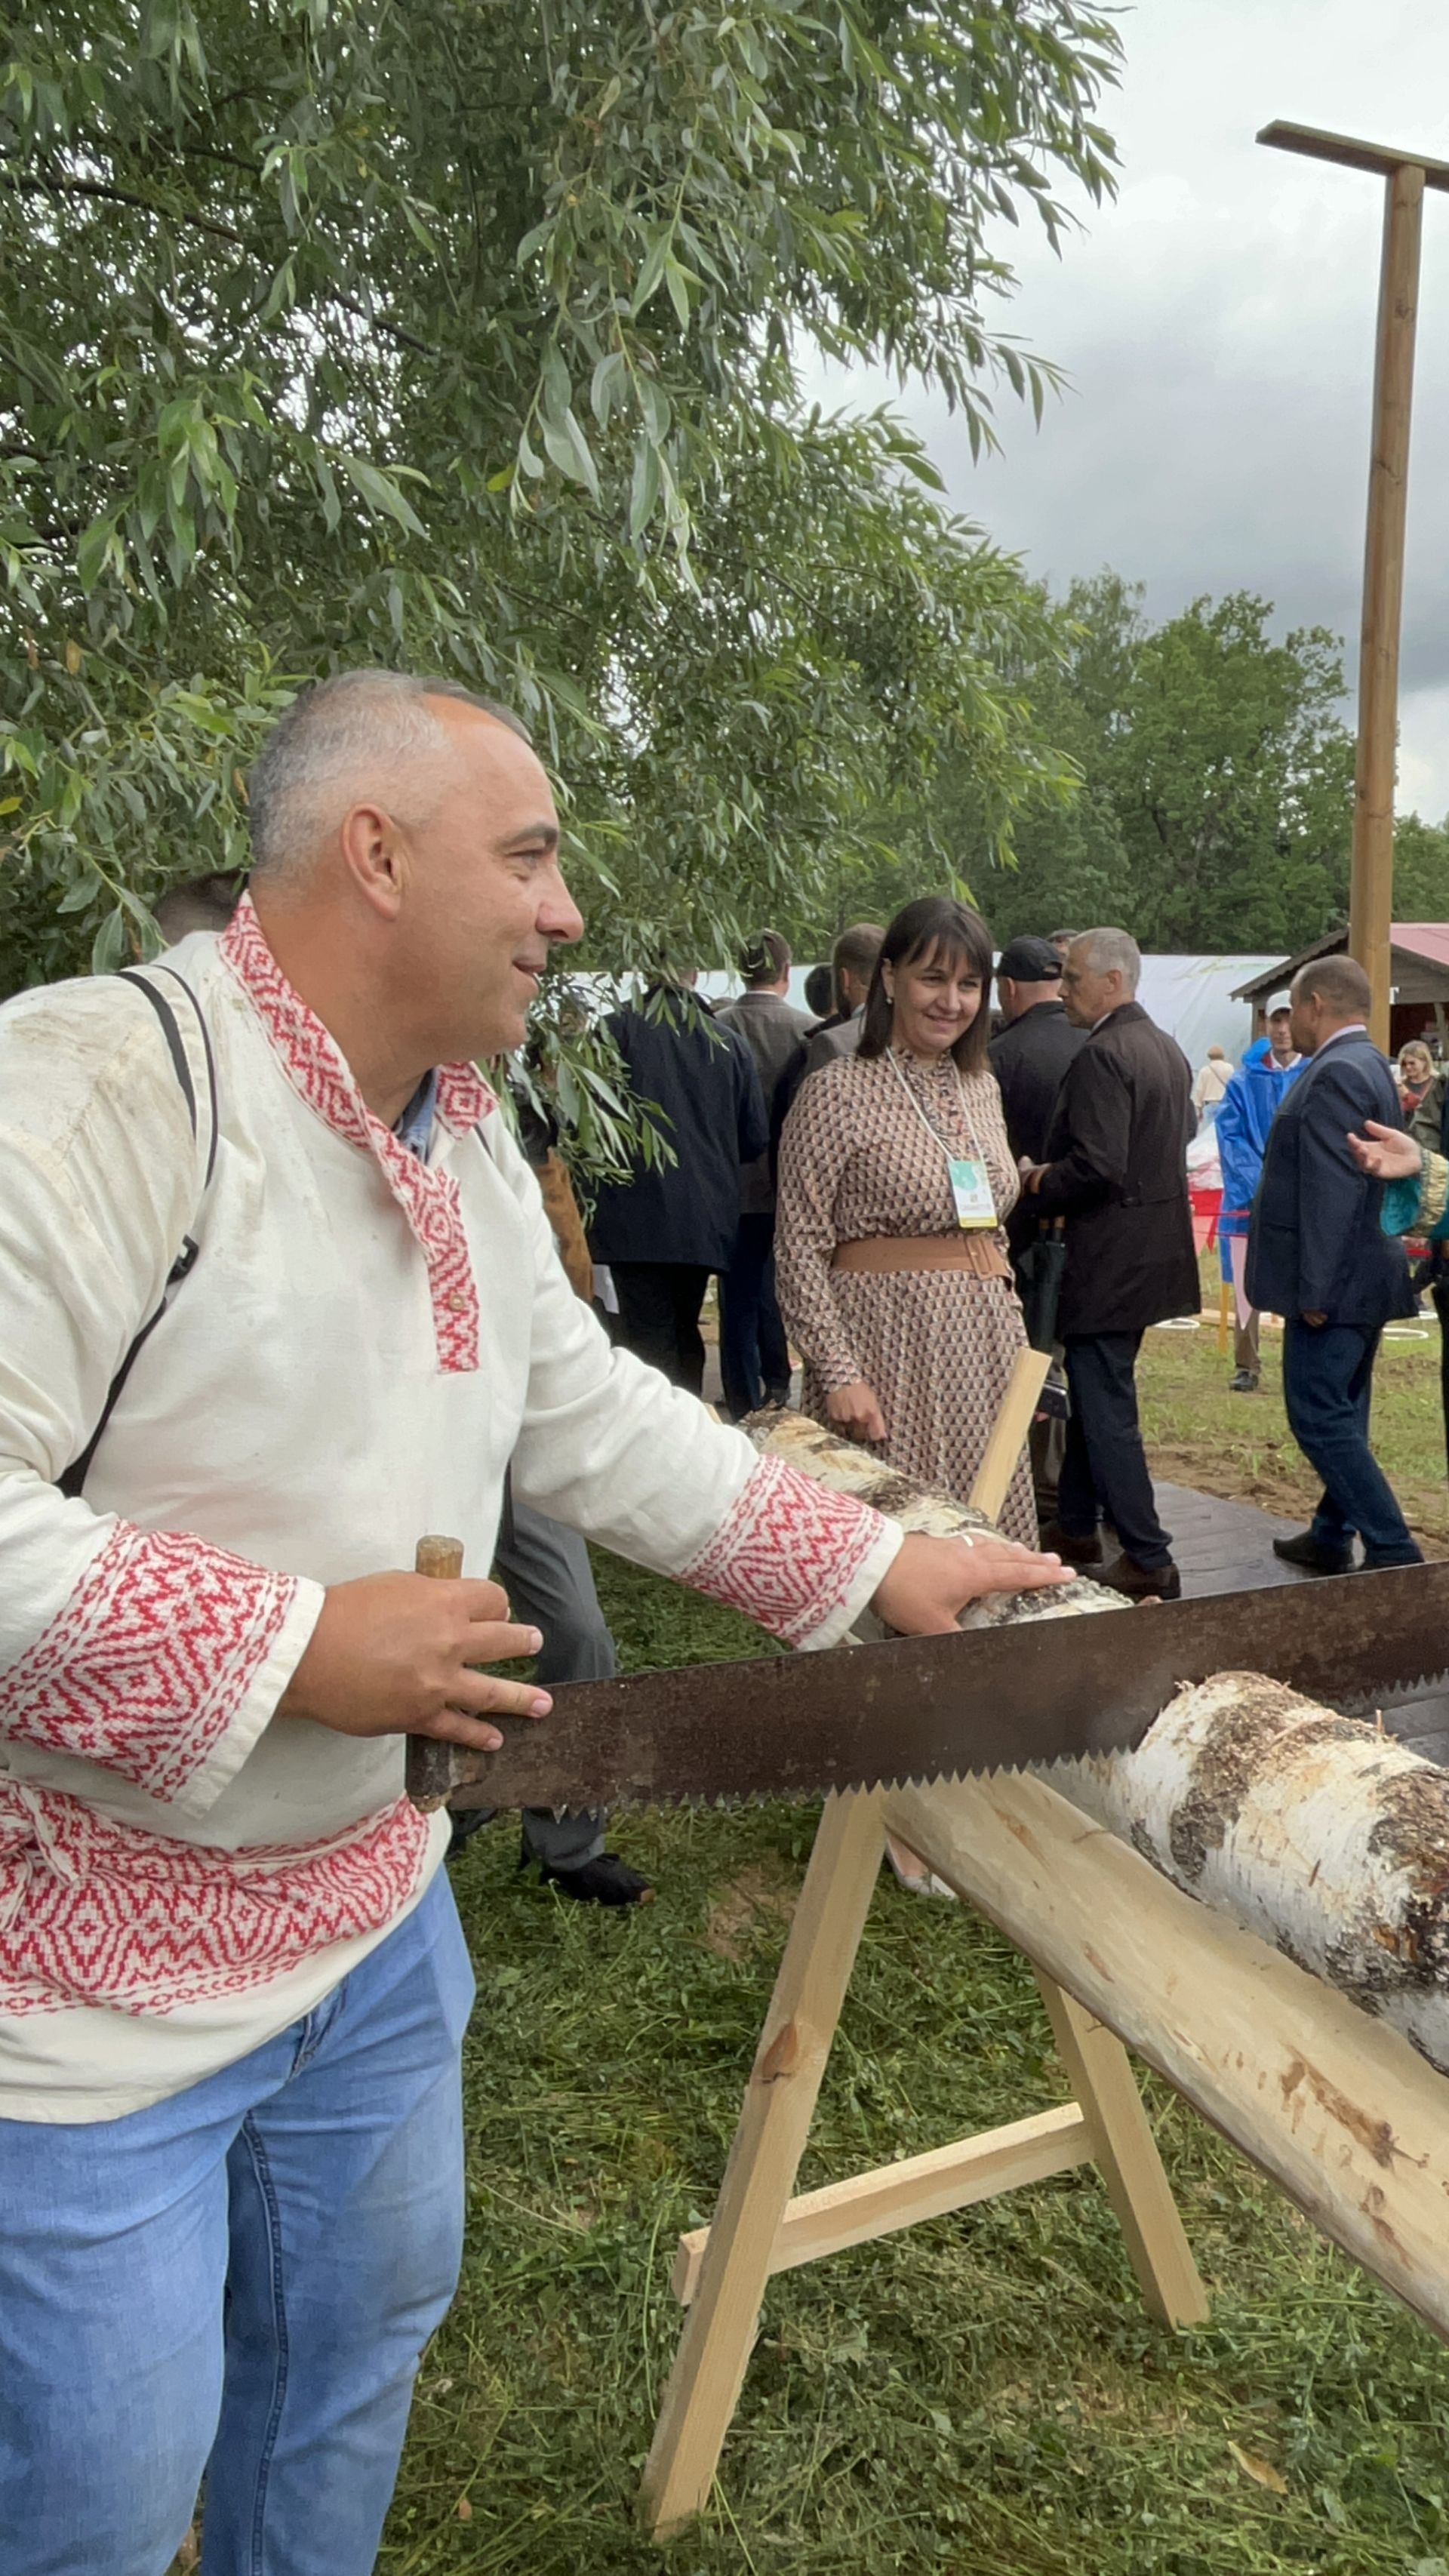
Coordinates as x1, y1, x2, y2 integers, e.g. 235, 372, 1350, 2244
858, 896, 994, 1075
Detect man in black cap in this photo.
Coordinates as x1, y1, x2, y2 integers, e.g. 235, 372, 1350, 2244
989, 937, 1087, 1520
990, 937, 1087, 1224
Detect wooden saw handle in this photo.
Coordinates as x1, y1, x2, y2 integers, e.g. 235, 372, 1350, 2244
405, 1534, 466, 1813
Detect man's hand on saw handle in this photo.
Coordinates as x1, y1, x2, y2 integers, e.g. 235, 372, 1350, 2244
281, 1531, 1069, 1746
869, 1531, 1068, 1635
280, 1574, 552, 1751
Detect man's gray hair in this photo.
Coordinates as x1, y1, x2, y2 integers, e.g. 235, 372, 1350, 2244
247, 670, 530, 882
1074, 927, 1142, 992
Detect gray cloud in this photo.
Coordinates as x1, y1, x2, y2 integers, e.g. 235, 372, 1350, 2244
820, 0, 1449, 817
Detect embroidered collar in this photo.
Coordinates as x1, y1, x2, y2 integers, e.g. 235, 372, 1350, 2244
220, 894, 491, 1373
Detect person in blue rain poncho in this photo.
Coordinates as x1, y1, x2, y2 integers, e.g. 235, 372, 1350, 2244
1216, 1025, 1305, 1392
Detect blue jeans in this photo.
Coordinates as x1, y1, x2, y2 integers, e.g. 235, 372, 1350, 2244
0, 1870, 473, 2576
1282, 1318, 1422, 1565
718, 1213, 792, 1419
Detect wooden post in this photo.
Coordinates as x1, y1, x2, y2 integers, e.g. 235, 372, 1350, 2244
1258, 123, 1449, 1051
1352, 163, 1424, 1049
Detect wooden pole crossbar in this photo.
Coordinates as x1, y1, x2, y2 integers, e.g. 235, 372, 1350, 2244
1258, 121, 1446, 1051
639, 1355, 1207, 2540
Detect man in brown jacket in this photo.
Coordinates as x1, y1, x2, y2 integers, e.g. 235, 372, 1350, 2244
1020, 928, 1198, 1599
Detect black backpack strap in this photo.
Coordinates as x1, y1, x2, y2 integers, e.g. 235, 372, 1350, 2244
58, 967, 217, 1500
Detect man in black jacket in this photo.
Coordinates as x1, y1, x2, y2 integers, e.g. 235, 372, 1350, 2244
1247, 954, 1420, 1571
989, 935, 1086, 1258
715, 931, 814, 1417
1020, 928, 1198, 1599
589, 975, 769, 1393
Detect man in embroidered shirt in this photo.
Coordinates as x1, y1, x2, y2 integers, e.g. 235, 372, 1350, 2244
0, 670, 1065, 2574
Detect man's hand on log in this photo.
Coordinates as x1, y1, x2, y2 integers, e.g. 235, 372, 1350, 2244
870, 1531, 1069, 1634
1349, 1120, 1423, 1183
279, 1573, 552, 1750
826, 1379, 888, 1444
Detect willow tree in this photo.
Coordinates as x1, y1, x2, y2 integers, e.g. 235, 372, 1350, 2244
2, 0, 1120, 1017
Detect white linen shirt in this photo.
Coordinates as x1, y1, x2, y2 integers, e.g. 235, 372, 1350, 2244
0, 899, 900, 2118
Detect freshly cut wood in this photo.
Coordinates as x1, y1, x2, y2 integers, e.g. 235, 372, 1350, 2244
754, 1409, 1449, 2076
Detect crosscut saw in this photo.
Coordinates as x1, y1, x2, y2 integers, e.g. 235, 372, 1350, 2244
405, 1561, 1449, 1814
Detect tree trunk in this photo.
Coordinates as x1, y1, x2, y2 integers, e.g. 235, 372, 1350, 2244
752, 1410, 1449, 2076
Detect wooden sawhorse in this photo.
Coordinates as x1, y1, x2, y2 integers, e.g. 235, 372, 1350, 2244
641, 1360, 1208, 2538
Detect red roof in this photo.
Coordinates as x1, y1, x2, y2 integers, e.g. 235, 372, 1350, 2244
1390, 924, 1449, 969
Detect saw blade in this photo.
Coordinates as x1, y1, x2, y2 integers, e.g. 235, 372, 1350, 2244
410, 1561, 1449, 1812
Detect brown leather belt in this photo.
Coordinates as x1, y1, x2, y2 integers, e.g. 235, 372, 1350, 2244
832, 1233, 1011, 1279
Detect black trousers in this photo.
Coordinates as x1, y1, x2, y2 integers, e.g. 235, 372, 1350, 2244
718, 1214, 792, 1419
610, 1261, 711, 1396
1059, 1329, 1173, 1569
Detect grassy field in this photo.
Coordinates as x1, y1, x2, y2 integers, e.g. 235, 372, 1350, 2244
380, 1307, 1449, 2576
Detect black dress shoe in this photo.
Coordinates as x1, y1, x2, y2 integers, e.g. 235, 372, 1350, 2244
1272, 1530, 1355, 1574
526, 1845, 656, 1906
1037, 1519, 1104, 1565
1094, 1553, 1182, 1601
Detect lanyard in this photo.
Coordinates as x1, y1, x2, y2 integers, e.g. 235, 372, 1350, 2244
886, 1051, 997, 1230
885, 1048, 983, 1162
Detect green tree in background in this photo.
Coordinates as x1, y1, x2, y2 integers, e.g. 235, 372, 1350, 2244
1393, 813, 1449, 920
1, 0, 1121, 1035
971, 578, 1358, 953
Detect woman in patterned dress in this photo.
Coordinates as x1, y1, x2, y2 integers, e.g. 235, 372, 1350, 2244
776, 895, 1035, 1547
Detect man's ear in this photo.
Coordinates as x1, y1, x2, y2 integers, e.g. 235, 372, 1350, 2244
339, 801, 405, 921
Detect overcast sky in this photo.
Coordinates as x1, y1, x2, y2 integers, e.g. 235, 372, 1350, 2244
826, 0, 1449, 820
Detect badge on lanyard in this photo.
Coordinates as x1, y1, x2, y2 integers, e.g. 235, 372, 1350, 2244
949, 1155, 996, 1231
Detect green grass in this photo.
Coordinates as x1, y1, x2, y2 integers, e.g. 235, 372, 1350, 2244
381, 1549, 1449, 2576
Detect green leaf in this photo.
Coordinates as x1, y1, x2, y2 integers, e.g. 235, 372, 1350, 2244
336, 454, 429, 537
91, 906, 128, 973
628, 438, 660, 542
540, 411, 601, 503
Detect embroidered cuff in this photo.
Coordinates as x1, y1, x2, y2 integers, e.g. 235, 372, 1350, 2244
680, 1453, 903, 1652
0, 1525, 325, 1817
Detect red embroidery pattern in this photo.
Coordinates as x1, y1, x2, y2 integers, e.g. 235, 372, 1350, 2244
0, 1525, 297, 1805
680, 1455, 885, 1648
0, 1783, 432, 2015
220, 897, 490, 1373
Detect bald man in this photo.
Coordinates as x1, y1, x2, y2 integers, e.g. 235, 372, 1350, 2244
0, 670, 1066, 2571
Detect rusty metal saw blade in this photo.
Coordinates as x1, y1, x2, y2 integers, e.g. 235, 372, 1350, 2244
420, 1561, 1449, 1813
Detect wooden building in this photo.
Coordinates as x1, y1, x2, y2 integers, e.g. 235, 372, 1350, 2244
1232, 924, 1449, 1056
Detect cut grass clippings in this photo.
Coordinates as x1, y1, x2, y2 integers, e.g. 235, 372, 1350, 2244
383, 1512, 1449, 2574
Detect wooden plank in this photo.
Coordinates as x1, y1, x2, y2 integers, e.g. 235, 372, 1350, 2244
1032, 1974, 1208, 2328
1258, 119, 1449, 192
671, 2103, 1094, 2305
881, 1768, 1449, 2342
640, 1788, 886, 2539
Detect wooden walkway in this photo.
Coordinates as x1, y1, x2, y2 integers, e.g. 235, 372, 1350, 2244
1156, 1476, 1449, 1766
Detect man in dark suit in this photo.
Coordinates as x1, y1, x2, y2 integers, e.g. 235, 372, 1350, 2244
989, 935, 1087, 1256
1020, 928, 1199, 1599
1247, 954, 1421, 1571
715, 931, 814, 1417
589, 974, 769, 1393
989, 934, 1086, 1518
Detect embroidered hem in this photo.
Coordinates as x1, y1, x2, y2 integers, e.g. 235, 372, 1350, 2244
0, 1784, 432, 2016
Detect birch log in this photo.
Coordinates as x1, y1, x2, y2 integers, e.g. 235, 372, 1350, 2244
751, 1409, 1449, 2078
